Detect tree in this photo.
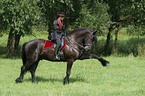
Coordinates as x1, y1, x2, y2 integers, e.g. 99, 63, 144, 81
75, 2, 111, 31
38, 0, 82, 35
0, 0, 41, 57
73, 1, 111, 54
103, 0, 145, 55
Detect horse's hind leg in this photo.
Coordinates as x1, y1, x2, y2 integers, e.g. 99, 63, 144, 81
15, 66, 26, 83
30, 60, 39, 83
16, 61, 33, 83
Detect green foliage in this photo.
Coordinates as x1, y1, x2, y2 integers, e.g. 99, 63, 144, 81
0, 0, 144, 35
129, 0, 145, 26
73, 2, 111, 33
104, 0, 145, 27
38, 0, 82, 34
127, 25, 145, 35
0, 0, 41, 36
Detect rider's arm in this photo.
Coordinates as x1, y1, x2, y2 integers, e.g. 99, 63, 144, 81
62, 25, 69, 36
53, 20, 59, 31
53, 20, 62, 34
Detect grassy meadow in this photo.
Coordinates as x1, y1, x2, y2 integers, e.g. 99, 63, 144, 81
0, 56, 145, 96
0, 30, 145, 96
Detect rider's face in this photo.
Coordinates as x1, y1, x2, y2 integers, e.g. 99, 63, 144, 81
60, 17, 65, 21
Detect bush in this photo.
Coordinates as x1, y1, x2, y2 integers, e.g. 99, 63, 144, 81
113, 37, 145, 56
91, 35, 145, 57
127, 25, 145, 36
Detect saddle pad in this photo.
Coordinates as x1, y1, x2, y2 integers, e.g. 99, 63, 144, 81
62, 38, 66, 49
43, 40, 54, 49
43, 39, 66, 49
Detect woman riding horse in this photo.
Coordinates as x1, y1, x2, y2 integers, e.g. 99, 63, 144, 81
15, 27, 110, 85
51, 12, 68, 60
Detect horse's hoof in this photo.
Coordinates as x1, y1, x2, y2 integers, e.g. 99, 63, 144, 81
106, 62, 110, 66
63, 77, 69, 85
15, 78, 23, 83
102, 61, 110, 67
32, 81, 38, 84
63, 81, 69, 85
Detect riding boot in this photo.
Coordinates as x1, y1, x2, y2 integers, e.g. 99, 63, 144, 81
54, 45, 59, 60
54, 52, 59, 60
54, 39, 61, 60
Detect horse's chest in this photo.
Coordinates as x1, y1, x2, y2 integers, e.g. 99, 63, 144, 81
65, 48, 80, 59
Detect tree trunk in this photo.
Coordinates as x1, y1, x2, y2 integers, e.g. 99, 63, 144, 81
104, 23, 120, 55
104, 24, 115, 56
104, 31, 111, 55
7, 28, 21, 57
114, 29, 119, 53
114, 23, 120, 54
48, 23, 53, 35
114, 29, 119, 48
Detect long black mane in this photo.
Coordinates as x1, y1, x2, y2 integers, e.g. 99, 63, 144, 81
69, 27, 93, 37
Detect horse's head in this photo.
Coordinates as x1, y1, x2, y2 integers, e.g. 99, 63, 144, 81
69, 27, 97, 51
83, 30, 97, 51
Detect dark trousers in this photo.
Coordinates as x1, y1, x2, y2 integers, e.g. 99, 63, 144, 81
54, 38, 61, 57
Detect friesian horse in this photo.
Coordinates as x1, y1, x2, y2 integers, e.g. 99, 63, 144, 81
15, 27, 110, 85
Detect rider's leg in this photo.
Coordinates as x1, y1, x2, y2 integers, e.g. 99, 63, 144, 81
54, 38, 61, 59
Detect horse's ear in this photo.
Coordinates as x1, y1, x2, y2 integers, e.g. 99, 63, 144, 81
91, 30, 97, 42
92, 30, 97, 35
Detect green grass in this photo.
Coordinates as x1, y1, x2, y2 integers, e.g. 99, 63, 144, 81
0, 56, 145, 96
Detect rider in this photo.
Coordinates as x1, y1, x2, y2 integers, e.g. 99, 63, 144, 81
51, 12, 68, 59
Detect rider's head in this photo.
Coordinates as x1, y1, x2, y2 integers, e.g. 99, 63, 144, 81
57, 12, 65, 20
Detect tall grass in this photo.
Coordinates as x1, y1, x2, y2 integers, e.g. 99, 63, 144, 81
94, 35, 145, 56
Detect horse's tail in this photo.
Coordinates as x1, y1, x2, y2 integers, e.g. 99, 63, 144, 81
22, 43, 27, 66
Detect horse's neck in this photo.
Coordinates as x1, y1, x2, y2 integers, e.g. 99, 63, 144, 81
68, 35, 80, 42
66, 35, 84, 49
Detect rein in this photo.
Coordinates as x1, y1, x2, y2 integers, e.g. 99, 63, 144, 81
67, 37, 84, 48
65, 33, 93, 52
65, 37, 83, 52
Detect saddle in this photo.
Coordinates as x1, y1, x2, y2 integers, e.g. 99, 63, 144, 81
43, 38, 66, 60
43, 38, 66, 50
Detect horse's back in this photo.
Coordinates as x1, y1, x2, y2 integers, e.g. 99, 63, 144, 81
25, 39, 45, 48
23, 39, 45, 63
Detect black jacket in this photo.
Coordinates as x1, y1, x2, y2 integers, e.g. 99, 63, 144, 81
51, 20, 66, 40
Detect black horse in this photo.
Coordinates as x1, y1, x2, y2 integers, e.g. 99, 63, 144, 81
16, 27, 110, 85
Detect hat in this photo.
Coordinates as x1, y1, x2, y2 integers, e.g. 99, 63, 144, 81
58, 12, 65, 17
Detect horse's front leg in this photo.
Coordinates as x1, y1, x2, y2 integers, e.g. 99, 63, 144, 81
64, 60, 74, 85
80, 54, 110, 66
